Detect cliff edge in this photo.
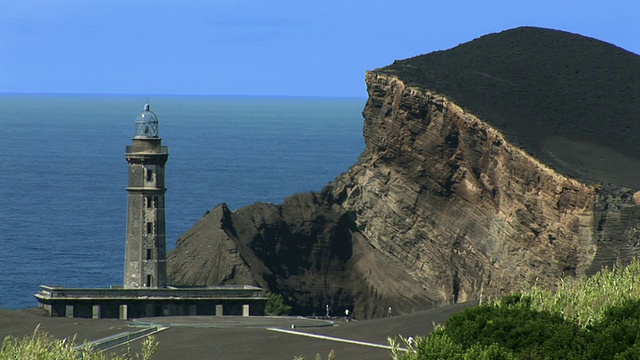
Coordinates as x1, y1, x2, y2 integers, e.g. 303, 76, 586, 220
168, 27, 640, 319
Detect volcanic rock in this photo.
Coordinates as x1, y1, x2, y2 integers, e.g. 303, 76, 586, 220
168, 27, 640, 319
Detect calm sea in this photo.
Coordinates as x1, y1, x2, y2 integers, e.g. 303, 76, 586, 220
0, 94, 365, 309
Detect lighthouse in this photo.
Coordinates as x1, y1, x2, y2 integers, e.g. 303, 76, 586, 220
124, 102, 168, 288
35, 101, 266, 318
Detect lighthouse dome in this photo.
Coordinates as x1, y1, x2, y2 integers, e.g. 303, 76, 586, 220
134, 103, 159, 138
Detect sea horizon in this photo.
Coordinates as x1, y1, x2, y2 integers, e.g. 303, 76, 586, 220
0, 91, 368, 101
0, 94, 366, 309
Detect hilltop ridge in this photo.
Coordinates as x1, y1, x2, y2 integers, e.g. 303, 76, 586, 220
381, 26, 640, 187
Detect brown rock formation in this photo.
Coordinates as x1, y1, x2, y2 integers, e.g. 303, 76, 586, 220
168, 27, 640, 319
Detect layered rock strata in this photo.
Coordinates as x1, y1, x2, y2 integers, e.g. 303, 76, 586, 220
168, 72, 640, 318
168, 28, 640, 319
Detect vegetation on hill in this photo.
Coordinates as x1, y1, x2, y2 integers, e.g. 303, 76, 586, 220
379, 27, 640, 179
391, 259, 640, 359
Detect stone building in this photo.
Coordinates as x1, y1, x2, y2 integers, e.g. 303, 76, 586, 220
35, 103, 267, 319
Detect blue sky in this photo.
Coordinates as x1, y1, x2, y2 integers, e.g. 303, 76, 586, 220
1, 1, 638, 97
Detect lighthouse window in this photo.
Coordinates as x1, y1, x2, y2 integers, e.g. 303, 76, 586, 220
146, 249, 152, 260
146, 222, 153, 235
145, 196, 159, 208
146, 168, 153, 182
145, 275, 152, 287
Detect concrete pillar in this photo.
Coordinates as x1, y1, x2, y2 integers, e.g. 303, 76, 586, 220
163, 303, 171, 316
215, 305, 223, 316
189, 304, 197, 315
92, 305, 101, 319
242, 304, 250, 317
119, 305, 128, 320
65, 305, 74, 318
145, 303, 154, 317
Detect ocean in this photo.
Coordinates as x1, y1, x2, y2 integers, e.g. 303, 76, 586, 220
0, 94, 366, 309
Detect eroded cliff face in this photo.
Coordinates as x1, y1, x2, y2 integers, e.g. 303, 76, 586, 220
167, 72, 640, 319
334, 73, 600, 302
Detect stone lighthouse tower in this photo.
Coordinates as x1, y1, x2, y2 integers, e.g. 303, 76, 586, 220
124, 103, 168, 288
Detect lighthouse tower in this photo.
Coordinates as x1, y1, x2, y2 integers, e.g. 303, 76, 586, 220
35, 101, 267, 318
124, 103, 168, 288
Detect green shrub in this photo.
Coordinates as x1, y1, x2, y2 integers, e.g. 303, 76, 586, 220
265, 292, 292, 316
585, 299, 640, 359
391, 331, 516, 360
442, 302, 586, 359
613, 344, 640, 360
526, 259, 640, 327
462, 343, 516, 360
597, 298, 640, 327
401, 261, 640, 360
411, 331, 465, 360
498, 293, 532, 307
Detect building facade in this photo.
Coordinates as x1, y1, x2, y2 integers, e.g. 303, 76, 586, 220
36, 285, 266, 319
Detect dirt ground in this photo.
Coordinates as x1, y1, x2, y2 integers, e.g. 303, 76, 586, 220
0, 302, 477, 359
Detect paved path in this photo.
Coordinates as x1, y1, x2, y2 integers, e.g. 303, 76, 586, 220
0, 302, 478, 359
131, 315, 334, 329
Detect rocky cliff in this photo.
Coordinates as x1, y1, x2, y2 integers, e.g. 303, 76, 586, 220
168, 27, 640, 319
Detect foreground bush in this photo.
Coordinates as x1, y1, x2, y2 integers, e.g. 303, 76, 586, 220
0, 327, 157, 360
585, 299, 640, 359
394, 300, 640, 359
393, 260, 640, 359
442, 300, 587, 359
391, 331, 517, 360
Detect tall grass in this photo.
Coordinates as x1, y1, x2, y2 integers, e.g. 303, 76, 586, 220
523, 259, 640, 327
0, 326, 158, 360
393, 258, 640, 359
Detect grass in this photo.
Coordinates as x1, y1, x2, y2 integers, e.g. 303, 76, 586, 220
524, 259, 640, 327
392, 259, 640, 359
0, 325, 158, 360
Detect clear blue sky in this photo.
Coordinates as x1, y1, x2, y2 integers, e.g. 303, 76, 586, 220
1, 1, 638, 97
